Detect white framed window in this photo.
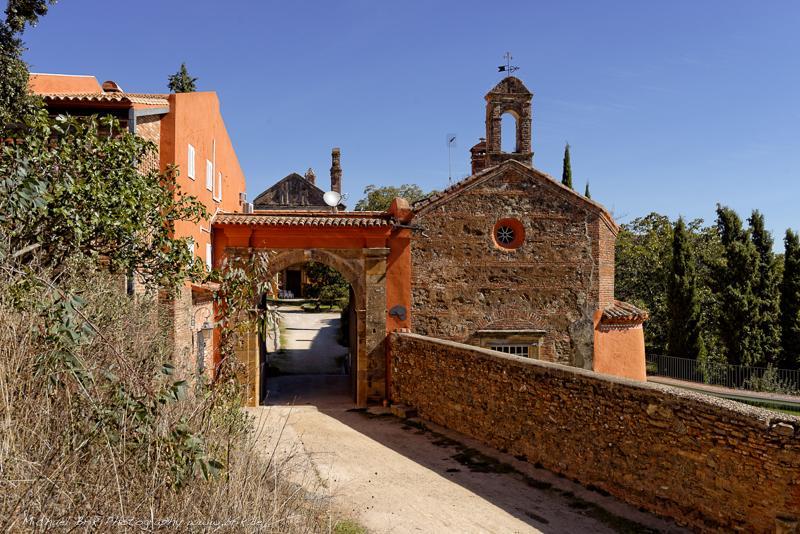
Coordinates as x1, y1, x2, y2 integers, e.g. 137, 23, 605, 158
188, 239, 195, 256
205, 243, 212, 270
206, 160, 213, 191
489, 344, 530, 357
187, 144, 196, 179
214, 171, 222, 202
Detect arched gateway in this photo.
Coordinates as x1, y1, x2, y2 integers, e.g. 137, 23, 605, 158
211, 200, 414, 407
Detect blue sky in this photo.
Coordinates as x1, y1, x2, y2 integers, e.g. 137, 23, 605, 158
18, 1, 800, 248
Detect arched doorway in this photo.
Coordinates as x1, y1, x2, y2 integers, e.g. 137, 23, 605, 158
261, 252, 364, 405
211, 207, 414, 407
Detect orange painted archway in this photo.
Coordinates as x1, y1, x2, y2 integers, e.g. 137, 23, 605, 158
212, 200, 413, 407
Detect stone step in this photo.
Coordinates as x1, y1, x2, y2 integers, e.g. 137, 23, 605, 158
391, 403, 418, 419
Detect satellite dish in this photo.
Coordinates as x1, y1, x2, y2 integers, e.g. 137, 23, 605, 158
323, 190, 342, 207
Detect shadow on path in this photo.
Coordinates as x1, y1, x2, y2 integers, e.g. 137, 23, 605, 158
264, 375, 685, 534
267, 306, 349, 375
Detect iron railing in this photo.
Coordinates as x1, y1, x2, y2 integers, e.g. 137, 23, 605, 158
646, 354, 800, 394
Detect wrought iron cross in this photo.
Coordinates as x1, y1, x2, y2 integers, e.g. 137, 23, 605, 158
498, 52, 519, 75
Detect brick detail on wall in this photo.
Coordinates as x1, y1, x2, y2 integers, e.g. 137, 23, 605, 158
135, 114, 162, 173
160, 284, 216, 384
594, 216, 616, 308
390, 333, 800, 533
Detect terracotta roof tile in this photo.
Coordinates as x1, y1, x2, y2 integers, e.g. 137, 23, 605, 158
213, 212, 393, 228
601, 300, 649, 324
40, 92, 169, 106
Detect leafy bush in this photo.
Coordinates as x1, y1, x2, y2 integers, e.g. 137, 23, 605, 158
743, 365, 800, 395
0, 255, 331, 530
1, 112, 206, 289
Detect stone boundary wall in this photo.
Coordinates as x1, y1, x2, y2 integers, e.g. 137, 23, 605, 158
390, 333, 800, 533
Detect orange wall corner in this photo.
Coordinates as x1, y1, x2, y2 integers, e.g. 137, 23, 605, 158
386, 229, 412, 334
593, 311, 647, 381
167, 91, 247, 268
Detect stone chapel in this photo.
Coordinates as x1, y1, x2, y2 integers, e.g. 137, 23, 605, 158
410, 76, 647, 376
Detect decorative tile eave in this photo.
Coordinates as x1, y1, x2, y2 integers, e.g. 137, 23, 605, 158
213, 212, 393, 228
601, 300, 649, 325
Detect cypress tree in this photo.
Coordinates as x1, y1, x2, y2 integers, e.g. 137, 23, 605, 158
561, 143, 573, 189
780, 229, 800, 370
666, 218, 706, 360
584, 182, 591, 199
747, 210, 781, 365
167, 63, 197, 93
715, 205, 760, 366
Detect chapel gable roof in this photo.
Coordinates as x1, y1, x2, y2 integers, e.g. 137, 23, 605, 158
486, 76, 532, 97
252, 172, 339, 210
412, 159, 618, 233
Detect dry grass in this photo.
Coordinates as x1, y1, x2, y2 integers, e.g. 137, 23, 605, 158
0, 259, 339, 532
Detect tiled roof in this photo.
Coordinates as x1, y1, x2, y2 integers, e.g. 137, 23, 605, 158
213, 212, 393, 228
40, 92, 169, 106
601, 300, 649, 324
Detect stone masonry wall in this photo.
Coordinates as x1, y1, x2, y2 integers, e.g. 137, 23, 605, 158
412, 165, 614, 366
390, 333, 800, 533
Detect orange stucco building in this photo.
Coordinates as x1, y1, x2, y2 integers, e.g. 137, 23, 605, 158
31, 73, 247, 374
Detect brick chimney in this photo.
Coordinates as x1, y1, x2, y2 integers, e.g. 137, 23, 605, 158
102, 80, 124, 93
304, 167, 316, 186
330, 148, 342, 193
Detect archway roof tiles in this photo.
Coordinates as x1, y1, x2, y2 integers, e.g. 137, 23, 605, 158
40, 92, 169, 106
214, 211, 392, 227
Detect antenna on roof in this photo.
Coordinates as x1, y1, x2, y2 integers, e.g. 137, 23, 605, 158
446, 133, 457, 185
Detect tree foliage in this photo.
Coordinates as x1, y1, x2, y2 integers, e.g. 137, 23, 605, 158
1, 111, 207, 289
561, 143, 572, 189
616, 212, 722, 358
714, 205, 761, 366
0, 0, 54, 123
168, 62, 198, 93
354, 183, 428, 211
4, 0, 53, 32
666, 218, 706, 360
748, 210, 781, 364
615, 213, 673, 353
584, 181, 591, 199
304, 261, 349, 308
780, 229, 800, 369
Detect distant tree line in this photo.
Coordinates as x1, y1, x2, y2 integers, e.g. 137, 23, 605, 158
616, 206, 800, 371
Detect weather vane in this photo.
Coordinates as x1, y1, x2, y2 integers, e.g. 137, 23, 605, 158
498, 52, 519, 75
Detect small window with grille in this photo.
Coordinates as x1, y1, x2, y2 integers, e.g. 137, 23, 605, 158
489, 344, 530, 357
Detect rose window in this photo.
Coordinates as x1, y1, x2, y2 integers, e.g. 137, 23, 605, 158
496, 225, 515, 245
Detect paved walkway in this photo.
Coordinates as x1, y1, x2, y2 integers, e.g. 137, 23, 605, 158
253, 376, 685, 534
267, 305, 349, 375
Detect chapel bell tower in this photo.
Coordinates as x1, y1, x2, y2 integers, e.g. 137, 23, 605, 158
470, 76, 533, 174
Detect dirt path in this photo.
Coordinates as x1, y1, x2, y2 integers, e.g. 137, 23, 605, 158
268, 306, 349, 375
253, 376, 685, 534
